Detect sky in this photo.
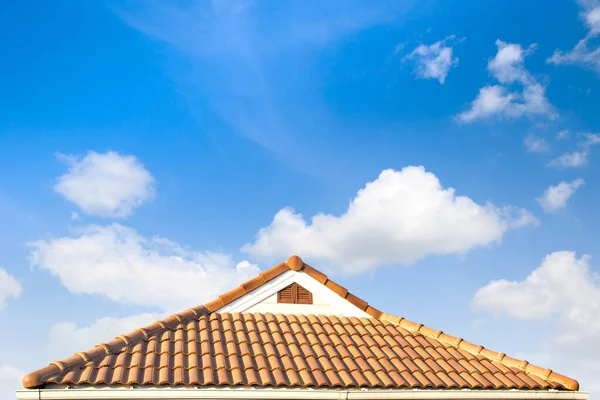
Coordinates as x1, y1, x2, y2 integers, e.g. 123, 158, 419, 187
1, 0, 600, 398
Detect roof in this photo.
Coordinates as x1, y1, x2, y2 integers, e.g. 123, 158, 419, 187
22, 255, 579, 392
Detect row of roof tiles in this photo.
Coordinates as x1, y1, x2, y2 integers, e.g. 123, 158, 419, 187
29, 313, 568, 390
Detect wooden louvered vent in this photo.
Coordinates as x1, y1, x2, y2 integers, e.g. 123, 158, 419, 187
277, 283, 313, 304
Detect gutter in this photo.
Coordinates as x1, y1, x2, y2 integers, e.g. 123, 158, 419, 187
15, 388, 590, 400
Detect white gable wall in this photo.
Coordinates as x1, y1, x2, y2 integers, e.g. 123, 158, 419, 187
217, 270, 371, 318
244, 292, 338, 315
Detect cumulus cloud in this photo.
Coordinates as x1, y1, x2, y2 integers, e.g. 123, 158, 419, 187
456, 86, 514, 122
53, 151, 156, 218
0, 364, 25, 400
29, 224, 260, 311
0, 268, 21, 311
537, 179, 585, 213
457, 40, 555, 123
243, 166, 537, 274
472, 251, 597, 326
403, 35, 462, 84
49, 313, 164, 359
524, 134, 550, 154
547, 132, 600, 168
548, 1, 600, 74
487, 41, 536, 84
472, 251, 600, 392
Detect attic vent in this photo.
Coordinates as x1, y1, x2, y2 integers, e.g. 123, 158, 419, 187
277, 283, 313, 304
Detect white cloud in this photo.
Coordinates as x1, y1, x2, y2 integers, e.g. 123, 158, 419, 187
403, 35, 461, 84
588, 5, 600, 33
583, 132, 600, 145
29, 224, 260, 311
548, 2, 600, 74
547, 150, 589, 168
472, 251, 598, 325
457, 40, 555, 123
487, 41, 536, 84
49, 313, 164, 359
524, 134, 550, 154
547, 132, 600, 168
53, 151, 156, 218
0, 364, 25, 400
456, 85, 515, 122
243, 166, 537, 275
0, 268, 21, 311
557, 129, 570, 140
472, 251, 600, 393
537, 179, 585, 213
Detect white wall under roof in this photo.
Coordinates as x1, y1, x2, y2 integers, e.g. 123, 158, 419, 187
218, 270, 371, 318
244, 291, 341, 315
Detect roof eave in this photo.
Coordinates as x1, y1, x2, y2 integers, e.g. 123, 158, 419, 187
15, 388, 589, 400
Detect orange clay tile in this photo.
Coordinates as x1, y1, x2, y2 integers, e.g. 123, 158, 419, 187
22, 256, 580, 392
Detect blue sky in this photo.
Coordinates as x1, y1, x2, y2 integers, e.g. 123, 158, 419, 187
2, 0, 600, 397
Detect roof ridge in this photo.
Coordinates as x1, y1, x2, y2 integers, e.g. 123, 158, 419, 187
22, 305, 210, 388
379, 313, 579, 391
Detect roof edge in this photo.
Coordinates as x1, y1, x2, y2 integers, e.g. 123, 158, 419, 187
15, 387, 590, 400
379, 314, 580, 392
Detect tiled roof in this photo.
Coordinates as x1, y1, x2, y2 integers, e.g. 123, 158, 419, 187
22, 256, 579, 391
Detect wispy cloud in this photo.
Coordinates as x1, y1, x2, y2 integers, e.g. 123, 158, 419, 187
583, 132, 600, 145
457, 40, 555, 123
547, 0, 600, 74
547, 150, 590, 168
402, 35, 464, 84
557, 129, 570, 140
524, 133, 550, 154
537, 179, 585, 213
117, 0, 414, 173
547, 132, 600, 168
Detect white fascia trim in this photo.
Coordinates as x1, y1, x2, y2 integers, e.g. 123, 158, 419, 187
217, 270, 297, 313
218, 270, 371, 318
15, 388, 589, 400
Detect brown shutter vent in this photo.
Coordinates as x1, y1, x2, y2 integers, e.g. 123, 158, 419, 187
277, 284, 295, 304
277, 283, 313, 304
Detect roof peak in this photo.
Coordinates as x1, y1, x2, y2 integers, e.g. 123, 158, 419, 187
203, 255, 382, 317
284, 255, 305, 271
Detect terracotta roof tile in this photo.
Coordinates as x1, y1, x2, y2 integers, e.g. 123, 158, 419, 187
24, 310, 579, 390
22, 256, 580, 392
